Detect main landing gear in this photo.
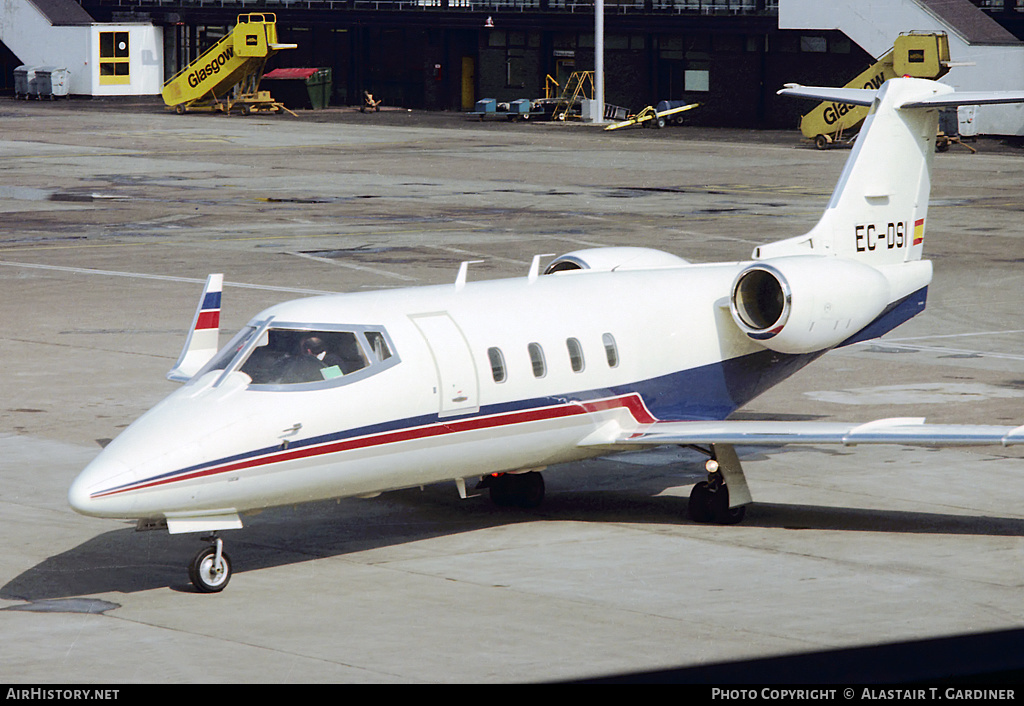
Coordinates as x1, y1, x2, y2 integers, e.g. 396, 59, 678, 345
688, 459, 746, 525
478, 471, 545, 509
188, 534, 232, 593
686, 445, 750, 525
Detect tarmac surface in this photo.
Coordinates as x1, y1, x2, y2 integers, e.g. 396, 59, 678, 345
1, 99, 1024, 684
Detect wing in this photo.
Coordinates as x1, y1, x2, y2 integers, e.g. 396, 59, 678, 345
598, 418, 1024, 448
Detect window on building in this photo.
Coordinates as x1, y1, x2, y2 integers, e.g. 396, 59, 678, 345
800, 36, 827, 53
685, 69, 710, 92
831, 36, 851, 54
506, 54, 526, 88
99, 31, 130, 85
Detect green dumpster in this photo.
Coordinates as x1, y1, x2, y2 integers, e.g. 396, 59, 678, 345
261, 68, 333, 109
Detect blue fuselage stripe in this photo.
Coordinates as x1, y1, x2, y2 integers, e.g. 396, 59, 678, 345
101, 288, 927, 496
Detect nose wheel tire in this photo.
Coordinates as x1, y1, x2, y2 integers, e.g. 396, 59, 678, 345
189, 541, 232, 593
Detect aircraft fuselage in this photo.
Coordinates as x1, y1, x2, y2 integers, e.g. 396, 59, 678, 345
70, 261, 822, 521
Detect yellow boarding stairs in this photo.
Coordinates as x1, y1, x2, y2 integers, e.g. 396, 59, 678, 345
162, 14, 297, 115
798, 33, 951, 149
551, 71, 595, 121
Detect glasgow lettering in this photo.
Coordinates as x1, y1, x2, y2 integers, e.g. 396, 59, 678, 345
863, 71, 885, 90
186, 46, 234, 89
822, 73, 885, 125
822, 101, 853, 126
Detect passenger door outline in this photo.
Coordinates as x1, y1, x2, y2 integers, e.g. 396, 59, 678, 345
411, 312, 480, 417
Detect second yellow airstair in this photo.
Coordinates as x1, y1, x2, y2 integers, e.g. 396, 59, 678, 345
162, 14, 297, 115
798, 33, 951, 149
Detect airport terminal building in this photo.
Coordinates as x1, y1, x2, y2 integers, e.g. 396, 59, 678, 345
3, 0, 1024, 129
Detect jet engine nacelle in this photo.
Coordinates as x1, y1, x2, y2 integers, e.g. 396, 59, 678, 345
544, 247, 690, 274
730, 256, 891, 354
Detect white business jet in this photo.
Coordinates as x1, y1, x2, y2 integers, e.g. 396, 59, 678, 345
70, 77, 1024, 592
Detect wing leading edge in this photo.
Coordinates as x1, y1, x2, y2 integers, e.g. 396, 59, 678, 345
600, 418, 1024, 448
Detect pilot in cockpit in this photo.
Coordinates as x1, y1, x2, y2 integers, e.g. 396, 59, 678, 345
241, 330, 372, 384
299, 335, 328, 361
301, 334, 351, 367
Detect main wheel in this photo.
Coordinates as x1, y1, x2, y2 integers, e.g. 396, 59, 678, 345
713, 499, 746, 525
188, 545, 232, 593
688, 481, 715, 523
516, 471, 545, 509
688, 481, 746, 525
488, 471, 545, 509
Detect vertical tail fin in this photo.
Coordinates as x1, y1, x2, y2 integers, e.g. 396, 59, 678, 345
760, 78, 1024, 265
167, 274, 223, 383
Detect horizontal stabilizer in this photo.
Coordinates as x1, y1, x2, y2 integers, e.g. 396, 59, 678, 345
777, 85, 876, 106
779, 83, 1024, 110
611, 418, 1024, 447
899, 90, 1024, 109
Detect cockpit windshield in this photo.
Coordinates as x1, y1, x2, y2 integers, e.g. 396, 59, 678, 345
193, 322, 398, 389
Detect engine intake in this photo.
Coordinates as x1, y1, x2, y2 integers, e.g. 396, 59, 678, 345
732, 266, 790, 334
544, 247, 690, 274
730, 256, 891, 354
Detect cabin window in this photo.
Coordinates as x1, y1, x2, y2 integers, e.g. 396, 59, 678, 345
240, 329, 369, 384
528, 342, 546, 378
365, 331, 393, 362
196, 323, 399, 389
566, 337, 585, 372
488, 347, 506, 383
602, 333, 619, 368
198, 325, 259, 377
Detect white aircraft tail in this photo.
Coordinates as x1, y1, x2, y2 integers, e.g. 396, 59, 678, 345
759, 78, 1024, 265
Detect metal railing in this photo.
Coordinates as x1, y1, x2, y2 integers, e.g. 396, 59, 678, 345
81, 0, 777, 13
975, 0, 1024, 10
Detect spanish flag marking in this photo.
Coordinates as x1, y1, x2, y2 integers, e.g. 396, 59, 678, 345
913, 218, 924, 246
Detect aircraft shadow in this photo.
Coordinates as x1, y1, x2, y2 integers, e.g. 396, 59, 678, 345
5, 470, 1024, 601
576, 626, 1024, 683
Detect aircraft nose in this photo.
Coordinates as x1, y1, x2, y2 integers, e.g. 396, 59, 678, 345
68, 472, 97, 516
68, 454, 133, 518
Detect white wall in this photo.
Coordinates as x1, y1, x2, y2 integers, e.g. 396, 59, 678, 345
0, 0, 163, 96
86, 24, 164, 96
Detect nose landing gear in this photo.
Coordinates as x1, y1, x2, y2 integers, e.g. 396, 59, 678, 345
189, 535, 232, 593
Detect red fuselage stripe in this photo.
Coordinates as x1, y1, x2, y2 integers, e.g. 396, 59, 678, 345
91, 393, 657, 498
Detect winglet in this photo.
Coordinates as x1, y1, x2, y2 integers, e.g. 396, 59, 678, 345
167, 274, 223, 383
